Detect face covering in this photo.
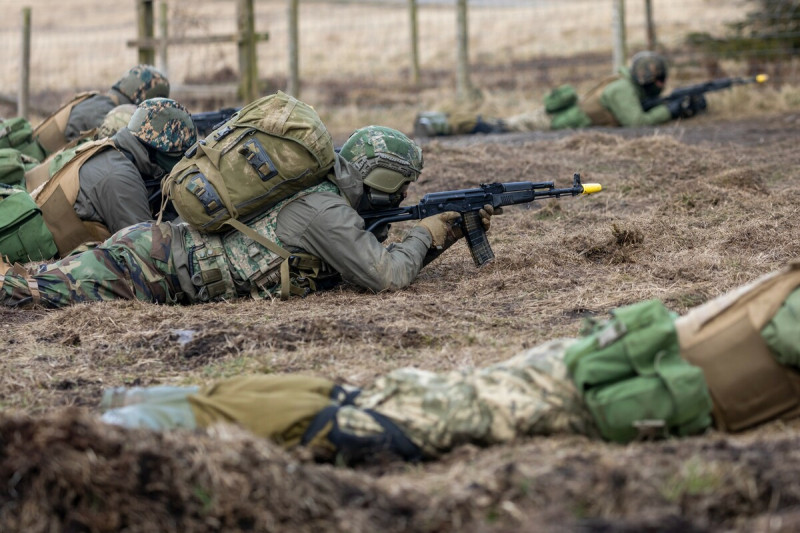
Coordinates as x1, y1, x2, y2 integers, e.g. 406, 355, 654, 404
154, 151, 185, 173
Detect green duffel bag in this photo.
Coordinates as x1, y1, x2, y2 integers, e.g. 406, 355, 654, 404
565, 299, 713, 443
0, 118, 46, 162
163, 91, 336, 233
549, 105, 592, 130
544, 84, 579, 114
0, 184, 58, 263
0, 148, 39, 186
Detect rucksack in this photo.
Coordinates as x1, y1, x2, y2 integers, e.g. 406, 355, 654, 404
0, 184, 58, 263
0, 148, 39, 187
0, 118, 47, 162
162, 91, 336, 234
565, 299, 713, 443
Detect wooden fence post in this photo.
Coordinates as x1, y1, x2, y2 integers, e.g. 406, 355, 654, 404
644, 0, 657, 50
456, 0, 474, 99
19, 6, 32, 119
612, 0, 627, 73
237, 0, 258, 102
137, 0, 155, 65
408, 0, 420, 85
157, 1, 168, 75
287, 0, 299, 97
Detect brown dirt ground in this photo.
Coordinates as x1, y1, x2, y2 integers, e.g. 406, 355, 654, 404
1, 111, 800, 531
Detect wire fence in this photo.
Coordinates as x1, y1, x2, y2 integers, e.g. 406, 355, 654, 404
1, 0, 798, 120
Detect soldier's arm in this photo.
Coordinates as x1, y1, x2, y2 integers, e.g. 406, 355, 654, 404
601, 79, 672, 127
276, 191, 431, 293
76, 156, 153, 233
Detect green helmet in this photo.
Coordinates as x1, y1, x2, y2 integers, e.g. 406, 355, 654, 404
128, 98, 197, 154
339, 125, 423, 193
96, 104, 137, 139
630, 51, 668, 87
112, 64, 170, 105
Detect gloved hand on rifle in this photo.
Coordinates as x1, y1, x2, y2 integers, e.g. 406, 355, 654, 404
667, 94, 707, 119
417, 205, 497, 250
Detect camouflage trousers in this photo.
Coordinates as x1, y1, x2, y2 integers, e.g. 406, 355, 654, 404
0, 222, 181, 308
100, 338, 599, 461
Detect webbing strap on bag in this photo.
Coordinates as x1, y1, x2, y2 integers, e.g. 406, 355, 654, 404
225, 217, 321, 300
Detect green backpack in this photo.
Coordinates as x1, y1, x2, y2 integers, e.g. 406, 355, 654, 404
565, 299, 713, 443
163, 91, 336, 233
0, 148, 39, 187
0, 184, 58, 263
0, 118, 47, 162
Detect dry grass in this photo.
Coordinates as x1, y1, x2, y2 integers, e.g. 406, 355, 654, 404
1, 111, 800, 530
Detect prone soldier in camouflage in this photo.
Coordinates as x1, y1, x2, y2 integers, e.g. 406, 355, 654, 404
413, 51, 704, 137
0, 125, 494, 307
98, 260, 800, 464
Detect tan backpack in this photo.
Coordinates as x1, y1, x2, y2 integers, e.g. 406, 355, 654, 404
162, 91, 335, 234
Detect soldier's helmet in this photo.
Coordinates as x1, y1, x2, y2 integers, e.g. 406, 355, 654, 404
97, 104, 137, 139
112, 65, 170, 105
339, 125, 423, 194
631, 51, 668, 88
128, 98, 197, 154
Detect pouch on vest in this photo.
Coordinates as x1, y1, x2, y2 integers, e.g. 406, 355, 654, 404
544, 85, 579, 114
0, 118, 46, 162
0, 184, 58, 263
675, 261, 800, 432
0, 148, 39, 187
549, 105, 593, 130
762, 288, 800, 367
565, 299, 713, 443
163, 91, 336, 234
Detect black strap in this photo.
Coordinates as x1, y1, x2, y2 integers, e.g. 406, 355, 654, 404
300, 403, 422, 463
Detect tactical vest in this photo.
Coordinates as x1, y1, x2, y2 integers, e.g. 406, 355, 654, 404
32, 91, 111, 155
579, 75, 622, 127
30, 138, 115, 257
24, 131, 97, 193
675, 260, 800, 432
183, 180, 340, 302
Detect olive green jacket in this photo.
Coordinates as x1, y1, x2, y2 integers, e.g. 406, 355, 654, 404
274, 155, 432, 293
599, 67, 672, 127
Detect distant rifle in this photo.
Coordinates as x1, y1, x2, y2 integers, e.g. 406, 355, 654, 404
361, 173, 602, 267
642, 74, 768, 112
191, 107, 241, 137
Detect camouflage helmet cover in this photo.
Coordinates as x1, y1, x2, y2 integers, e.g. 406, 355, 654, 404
112, 64, 170, 104
339, 125, 423, 193
128, 98, 197, 154
630, 51, 668, 87
97, 104, 137, 139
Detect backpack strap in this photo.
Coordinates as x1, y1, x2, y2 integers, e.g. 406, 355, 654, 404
32, 139, 115, 256
32, 91, 97, 154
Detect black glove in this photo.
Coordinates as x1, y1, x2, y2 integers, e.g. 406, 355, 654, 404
667, 94, 707, 120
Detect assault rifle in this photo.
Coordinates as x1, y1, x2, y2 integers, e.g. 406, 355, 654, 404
642, 74, 768, 112
191, 107, 241, 137
362, 173, 602, 267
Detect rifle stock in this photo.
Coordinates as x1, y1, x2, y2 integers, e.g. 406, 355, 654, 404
362, 173, 602, 267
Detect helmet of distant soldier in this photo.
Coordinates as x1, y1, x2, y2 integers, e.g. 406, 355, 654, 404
96, 104, 137, 139
339, 125, 423, 195
112, 64, 170, 105
127, 98, 197, 154
630, 51, 668, 96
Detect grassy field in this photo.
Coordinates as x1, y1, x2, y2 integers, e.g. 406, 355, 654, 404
2, 110, 800, 530
3, 1, 800, 531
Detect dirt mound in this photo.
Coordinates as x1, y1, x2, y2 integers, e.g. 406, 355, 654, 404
0, 409, 421, 533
